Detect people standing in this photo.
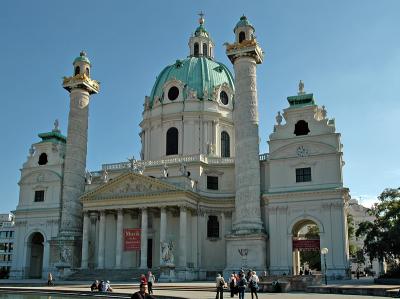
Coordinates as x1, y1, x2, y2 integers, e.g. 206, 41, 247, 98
248, 271, 259, 299
228, 273, 237, 297
47, 272, 54, 286
140, 274, 148, 285
237, 272, 247, 299
216, 273, 226, 299
147, 271, 156, 294
131, 283, 155, 299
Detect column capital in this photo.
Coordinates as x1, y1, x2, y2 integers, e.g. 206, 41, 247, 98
179, 205, 188, 212
99, 210, 106, 217
117, 208, 123, 215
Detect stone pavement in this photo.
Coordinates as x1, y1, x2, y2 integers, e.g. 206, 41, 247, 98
0, 279, 399, 298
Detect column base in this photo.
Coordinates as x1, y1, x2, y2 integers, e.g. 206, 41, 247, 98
224, 233, 267, 277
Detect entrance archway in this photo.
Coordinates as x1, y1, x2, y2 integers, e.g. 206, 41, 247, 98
28, 232, 44, 278
292, 220, 321, 275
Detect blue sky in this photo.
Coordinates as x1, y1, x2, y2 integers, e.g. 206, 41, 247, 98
1, 0, 399, 213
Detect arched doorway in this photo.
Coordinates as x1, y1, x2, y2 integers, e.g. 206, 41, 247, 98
292, 220, 321, 275
28, 232, 44, 278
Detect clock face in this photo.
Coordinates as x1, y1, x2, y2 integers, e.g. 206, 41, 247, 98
296, 146, 309, 157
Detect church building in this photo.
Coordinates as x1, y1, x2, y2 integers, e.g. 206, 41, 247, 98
11, 15, 350, 280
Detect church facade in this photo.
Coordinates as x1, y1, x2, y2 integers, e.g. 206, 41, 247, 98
11, 16, 350, 280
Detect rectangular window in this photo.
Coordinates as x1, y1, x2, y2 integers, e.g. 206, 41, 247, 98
296, 167, 312, 182
207, 176, 218, 190
207, 215, 220, 238
0, 243, 5, 253
8, 243, 13, 252
34, 190, 45, 202
9, 231, 13, 238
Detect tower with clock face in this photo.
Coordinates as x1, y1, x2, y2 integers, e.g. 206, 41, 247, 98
262, 83, 349, 276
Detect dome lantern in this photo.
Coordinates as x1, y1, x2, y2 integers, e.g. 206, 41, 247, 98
188, 12, 215, 59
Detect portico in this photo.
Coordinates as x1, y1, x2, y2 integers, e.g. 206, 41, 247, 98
80, 172, 234, 279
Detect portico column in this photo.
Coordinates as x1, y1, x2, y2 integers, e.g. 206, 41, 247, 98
97, 210, 106, 269
43, 240, 50, 275
140, 208, 148, 269
159, 207, 167, 265
115, 209, 124, 268
81, 211, 90, 269
179, 206, 187, 268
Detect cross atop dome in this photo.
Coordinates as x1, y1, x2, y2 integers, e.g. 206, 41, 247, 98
198, 11, 205, 25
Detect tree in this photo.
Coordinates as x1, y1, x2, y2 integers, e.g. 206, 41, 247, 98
300, 225, 321, 271
356, 187, 400, 267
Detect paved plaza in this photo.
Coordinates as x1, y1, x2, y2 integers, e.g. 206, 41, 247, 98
0, 279, 399, 299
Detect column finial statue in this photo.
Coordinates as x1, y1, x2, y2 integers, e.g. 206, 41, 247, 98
53, 119, 60, 132
298, 80, 305, 95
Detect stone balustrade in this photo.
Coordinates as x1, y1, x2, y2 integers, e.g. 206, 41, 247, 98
88, 153, 269, 176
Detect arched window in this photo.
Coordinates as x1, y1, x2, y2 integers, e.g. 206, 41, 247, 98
239, 31, 246, 43
166, 127, 178, 155
74, 66, 80, 76
194, 43, 199, 56
85, 67, 90, 76
203, 43, 208, 56
294, 120, 310, 136
207, 215, 219, 238
221, 131, 230, 157
38, 153, 48, 165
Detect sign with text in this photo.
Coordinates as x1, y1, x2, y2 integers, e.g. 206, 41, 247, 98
292, 239, 320, 251
124, 228, 141, 251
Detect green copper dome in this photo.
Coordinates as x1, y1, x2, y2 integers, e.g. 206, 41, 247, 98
73, 51, 91, 65
234, 15, 255, 32
149, 57, 234, 108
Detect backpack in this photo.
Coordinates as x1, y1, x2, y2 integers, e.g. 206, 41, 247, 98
219, 279, 224, 287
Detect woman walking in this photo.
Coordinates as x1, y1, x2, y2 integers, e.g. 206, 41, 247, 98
248, 271, 259, 299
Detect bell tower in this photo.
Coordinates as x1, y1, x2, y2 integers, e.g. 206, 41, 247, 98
56, 51, 99, 270
224, 16, 267, 275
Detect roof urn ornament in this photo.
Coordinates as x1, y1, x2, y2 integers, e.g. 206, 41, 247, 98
298, 80, 305, 95
276, 111, 283, 125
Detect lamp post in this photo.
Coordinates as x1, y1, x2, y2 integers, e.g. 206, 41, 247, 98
321, 247, 329, 285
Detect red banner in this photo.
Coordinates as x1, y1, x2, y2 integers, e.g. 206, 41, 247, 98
292, 239, 320, 251
124, 228, 141, 251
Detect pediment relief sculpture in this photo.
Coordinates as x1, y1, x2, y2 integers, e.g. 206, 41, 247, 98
82, 173, 177, 200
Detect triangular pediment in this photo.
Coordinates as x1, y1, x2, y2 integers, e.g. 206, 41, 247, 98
81, 172, 180, 201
